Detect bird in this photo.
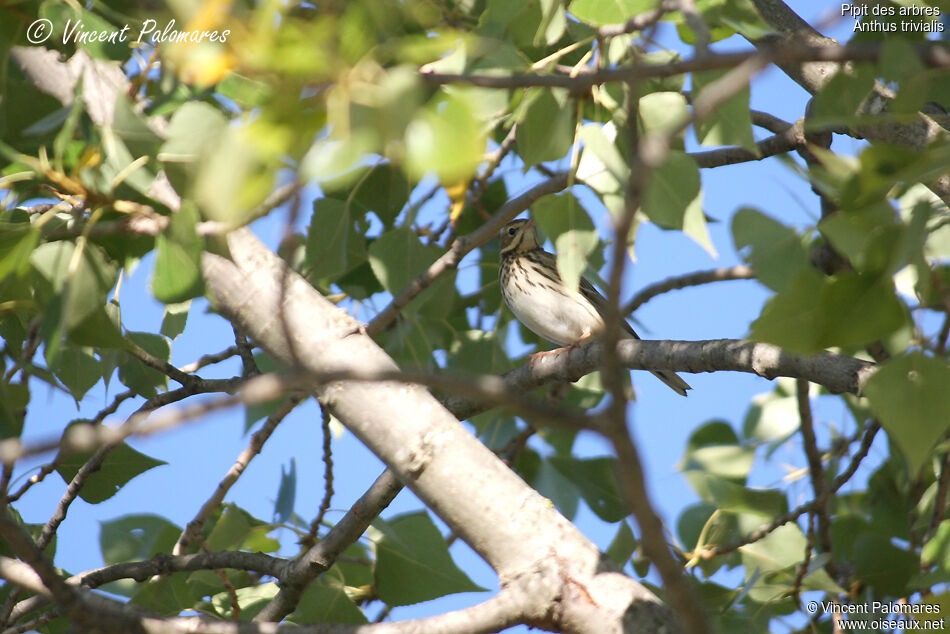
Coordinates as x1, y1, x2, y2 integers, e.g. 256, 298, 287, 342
498, 218, 691, 396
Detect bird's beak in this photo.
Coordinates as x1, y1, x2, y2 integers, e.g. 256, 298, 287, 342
525, 218, 535, 230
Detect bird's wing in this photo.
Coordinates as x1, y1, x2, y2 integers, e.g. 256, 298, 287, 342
578, 275, 641, 340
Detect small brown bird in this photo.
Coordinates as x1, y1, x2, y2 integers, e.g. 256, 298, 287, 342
499, 218, 691, 396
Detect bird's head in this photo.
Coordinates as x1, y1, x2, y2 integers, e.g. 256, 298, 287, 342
499, 218, 541, 255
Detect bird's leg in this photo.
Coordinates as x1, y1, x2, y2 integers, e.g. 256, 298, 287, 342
557, 328, 594, 379
529, 329, 593, 369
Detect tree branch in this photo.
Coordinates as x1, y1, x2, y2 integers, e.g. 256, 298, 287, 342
796, 379, 835, 576
0, 550, 528, 634
623, 265, 756, 313
689, 118, 807, 168
253, 469, 403, 622
419, 42, 950, 92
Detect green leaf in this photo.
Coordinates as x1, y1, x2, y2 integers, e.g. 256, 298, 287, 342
160, 301, 191, 340
516, 88, 575, 167
739, 523, 806, 573
152, 203, 204, 303
373, 511, 485, 606
853, 532, 918, 596
216, 73, 273, 109
273, 458, 297, 525
305, 198, 366, 281
742, 390, 799, 445
750, 271, 906, 354
638, 92, 689, 136
683, 0, 772, 42
206, 504, 278, 553
818, 202, 901, 274
680, 444, 755, 483
447, 330, 509, 375
605, 521, 638, 566
131, 574, 201, 616
351, 163, 410, 226
732, 208, 810, 293
368, 228, 455, 317
100, 514, 180, 566
159, 102, 228, 164
31, 241, 119, 338
533, 192, 597, 293
290, 580, 368, 625
810, 64, 877, 128
406, 92, 483, 183
536, 0, 568, 45
550, 456, 626, 522
677, 502, 722, 551
686, 419, 740, 449
569, 0, 658, 26
577, 122, 627, 196
211, 582, 279, 620
119, 332, 171, 397
66, 299, 126, 350
693, 69, 756, 152
642, 151, 714, 254
865, 352, 950, 474
0, 223, 39, 282
530, 458, 580, 520
50, 345, 101, 401
57, 433, 167, 504
686, 474, 787, 518
923, 520, 950, 572
0, 382, 28, 440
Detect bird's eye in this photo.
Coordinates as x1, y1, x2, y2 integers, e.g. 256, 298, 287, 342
507, 227, 517, 236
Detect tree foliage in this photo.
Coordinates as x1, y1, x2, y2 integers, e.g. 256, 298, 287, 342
1, 0, 950, 633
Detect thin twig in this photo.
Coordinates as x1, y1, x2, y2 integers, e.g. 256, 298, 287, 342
690, 119, 807, 168
178, 346, 240, 374
303, 404, 335, 549
796, 379, 835, 576
624, 265, 755, 314
173, 395, 303, 554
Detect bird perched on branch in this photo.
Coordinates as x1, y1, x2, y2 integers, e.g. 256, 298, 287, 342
499, 218, 691, 396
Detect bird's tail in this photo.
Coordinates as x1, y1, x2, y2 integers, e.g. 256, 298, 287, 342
651, 370, 691, 397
